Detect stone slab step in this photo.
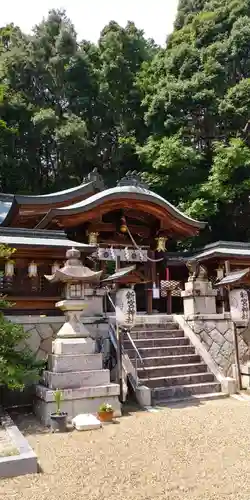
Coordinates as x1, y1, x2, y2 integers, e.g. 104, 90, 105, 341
48, 353, 102, 373
124, 337, 189, 349
152, 382, 221, 401
129, 330, 184, 340
137, 363, 208, 378
134, 354, 201, 367
140, 372, 214, 389
132, 323, 178, 331
36, 383, 120, 402
154, 392, 228, 406
126, 345, 195, 358
43, 369, 110, 389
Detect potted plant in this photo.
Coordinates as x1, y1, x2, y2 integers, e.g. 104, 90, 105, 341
97, 403, 114, 423
50, 389, 68, 432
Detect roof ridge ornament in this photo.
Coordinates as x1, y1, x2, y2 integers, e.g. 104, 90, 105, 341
117, 171, 149, 189
83, 168, 105, 191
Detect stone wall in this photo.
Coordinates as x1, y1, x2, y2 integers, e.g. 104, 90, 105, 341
188, 314, 250, 376
7, 316, 109, 360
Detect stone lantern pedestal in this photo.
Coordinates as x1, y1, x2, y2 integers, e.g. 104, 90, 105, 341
34, 248, 121, 425
181, 273, 217, 319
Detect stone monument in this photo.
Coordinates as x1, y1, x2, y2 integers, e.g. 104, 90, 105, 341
181, 261, 217, 318
35, 248, 121, 425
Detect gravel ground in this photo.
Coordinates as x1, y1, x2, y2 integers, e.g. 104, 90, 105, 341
1, 398, 250, 500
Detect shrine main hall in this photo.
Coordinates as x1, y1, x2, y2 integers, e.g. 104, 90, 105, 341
0, 169, 249, 316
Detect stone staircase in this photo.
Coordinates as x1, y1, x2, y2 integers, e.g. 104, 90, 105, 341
124, 317, 224, 404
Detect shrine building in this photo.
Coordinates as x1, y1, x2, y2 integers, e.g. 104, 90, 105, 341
0, 169, 250, 316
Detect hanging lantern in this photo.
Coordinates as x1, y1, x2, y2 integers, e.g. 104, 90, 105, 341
28, 261, 38, 278
88, 232, 99, 245
52, 261, 60, 274
5, 260, 14, 277
155, 237, 167, 253
120, 216, 127, 233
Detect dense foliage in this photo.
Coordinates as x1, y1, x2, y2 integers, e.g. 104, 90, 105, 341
0, 13, 155, 192
0, 245, 43, 390
1, 2, 250, 244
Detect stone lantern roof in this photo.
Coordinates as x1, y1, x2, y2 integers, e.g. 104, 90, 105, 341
45, 247, 102, 284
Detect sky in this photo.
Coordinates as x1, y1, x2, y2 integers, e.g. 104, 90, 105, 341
1, 0, 179, 46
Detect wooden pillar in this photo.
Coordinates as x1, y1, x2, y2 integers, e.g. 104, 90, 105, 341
224, 260, 231, 312
146, 251, 154, 314
166, 267, 172, 315
115, 255, 120, 272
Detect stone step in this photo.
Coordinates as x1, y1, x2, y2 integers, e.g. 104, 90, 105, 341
137, 363, 208, 378
124, 337, 189, 349
132, 322, 178, 331
140, 372, 215, 389
152, 381, 221, 401
48, 353, 103, 373
134, 354, 201, 367
43, 369, 110, 389
129, 329, 184, 340
155, 392, 228, 406
36, 383, 120, 401
126, 345, 196, 358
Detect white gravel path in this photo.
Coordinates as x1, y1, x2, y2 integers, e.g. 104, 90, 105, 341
1, 398, 250, 500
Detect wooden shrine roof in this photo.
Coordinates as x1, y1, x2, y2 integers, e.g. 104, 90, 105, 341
35, 185, 206, 237
0, 169, 104, 228
0, 227, 94, 252
188, 241, 250, 262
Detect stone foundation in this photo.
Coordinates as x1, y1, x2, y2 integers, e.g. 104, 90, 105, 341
187, 314, 250, 376
35, 387, 121, 426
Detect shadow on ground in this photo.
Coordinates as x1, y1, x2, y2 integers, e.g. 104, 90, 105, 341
9, 411, 49, 437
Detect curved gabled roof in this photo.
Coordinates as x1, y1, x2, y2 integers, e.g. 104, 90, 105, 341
36, 185, 206, 236
0, 169, 105, 227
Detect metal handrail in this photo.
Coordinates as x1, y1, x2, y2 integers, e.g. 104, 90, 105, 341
123, 328, 144, 365
105, 290, 144, 365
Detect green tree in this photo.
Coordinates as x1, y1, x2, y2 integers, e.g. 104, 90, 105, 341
0, 12, 155, 192
138, 0, 250, 245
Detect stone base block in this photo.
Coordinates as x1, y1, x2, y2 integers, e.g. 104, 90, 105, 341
52, 337, 95, 355
0, 412, 37, 478
136, 385, 151, 407
43, 369, 110, 389
233, 363, 250, 389
183, 296, 216, 317
48, 353, 102, 372
221, 377, 237, 395
35, 384, 121, 426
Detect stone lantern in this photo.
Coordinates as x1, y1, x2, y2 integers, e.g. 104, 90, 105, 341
35, 247, 121, 425
45, 247, 102, 342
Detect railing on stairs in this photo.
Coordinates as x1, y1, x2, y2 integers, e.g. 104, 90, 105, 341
105, 291, 146, 401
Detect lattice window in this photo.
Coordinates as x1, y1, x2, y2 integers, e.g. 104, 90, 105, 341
160, 280, 182, 297
70, 284, 83, 298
